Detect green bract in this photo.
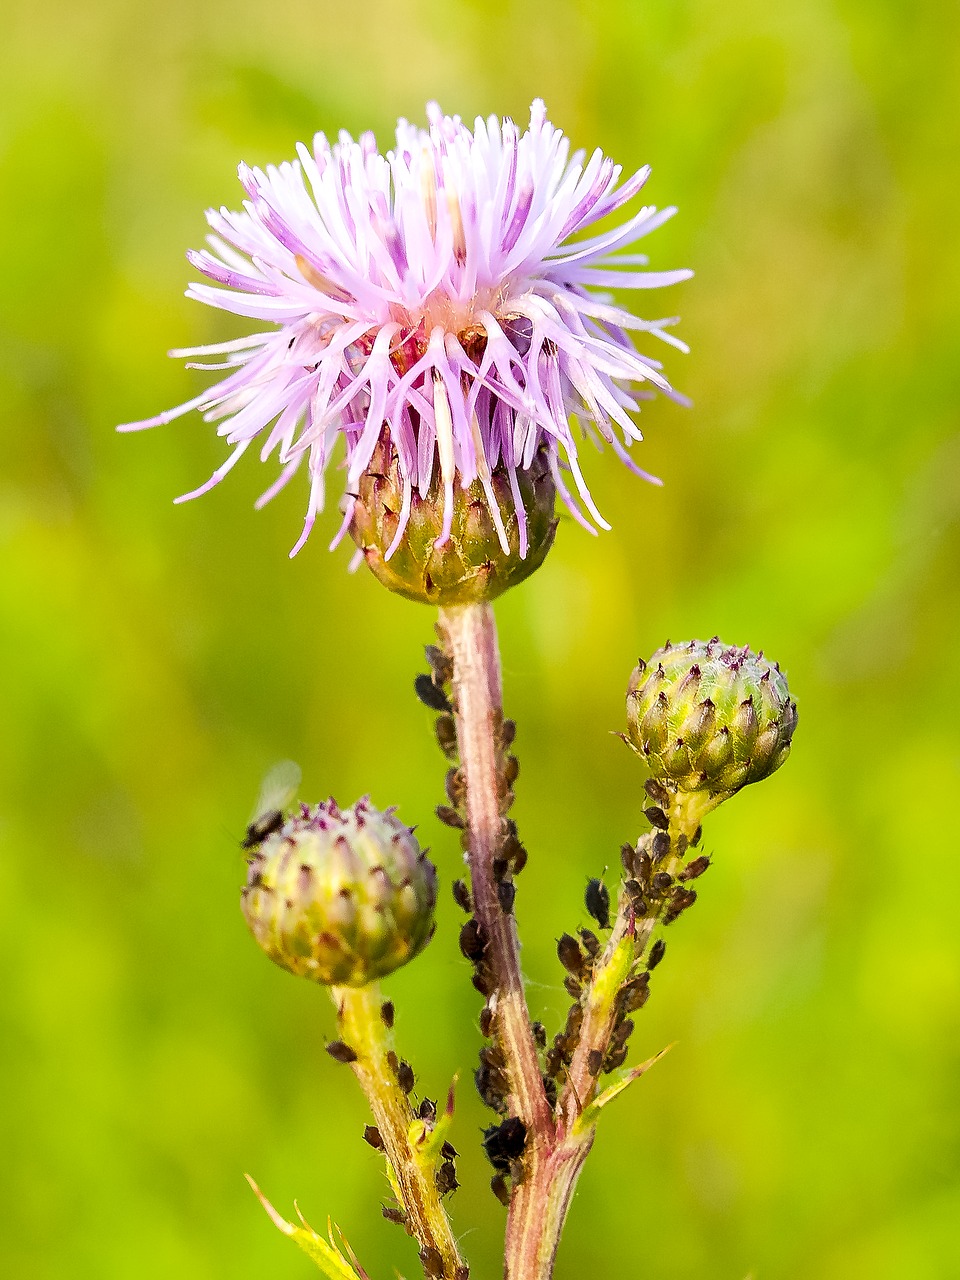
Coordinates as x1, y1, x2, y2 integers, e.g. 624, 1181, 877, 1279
626, 639, 797, 806
241, 797, 438, 987
349, 431, 557, 606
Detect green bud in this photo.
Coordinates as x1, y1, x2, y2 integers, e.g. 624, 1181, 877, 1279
349, 431, 557, 606
241, 797, 438, 987
626, 638, 797, 815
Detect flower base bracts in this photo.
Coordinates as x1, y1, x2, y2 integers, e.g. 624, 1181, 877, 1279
350, 432, 557, 605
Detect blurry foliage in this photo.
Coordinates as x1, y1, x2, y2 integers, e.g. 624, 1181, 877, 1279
1, 0, 958, 1277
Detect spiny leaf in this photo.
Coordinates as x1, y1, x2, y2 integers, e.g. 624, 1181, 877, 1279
246, 1176, 368, 1280
574, 1044, 674, 1135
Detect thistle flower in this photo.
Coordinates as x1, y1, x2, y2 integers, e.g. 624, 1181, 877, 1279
242, 797, 437, 987
119, 100, 690, 594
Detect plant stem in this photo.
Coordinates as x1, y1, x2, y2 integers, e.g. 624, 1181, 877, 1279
437, 602, 552, 1138
332, 982, 466, 1280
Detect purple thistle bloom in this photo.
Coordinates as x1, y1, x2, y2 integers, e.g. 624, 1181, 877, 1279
119, 100, 691, 559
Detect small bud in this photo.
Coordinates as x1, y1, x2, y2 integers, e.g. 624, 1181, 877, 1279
626, 639, 797, 820
241, 797, 437, 987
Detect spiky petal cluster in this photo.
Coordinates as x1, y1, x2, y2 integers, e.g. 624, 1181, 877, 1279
241, 797, 438, 987
626, 639, 798, 814
119, 100, 690, 558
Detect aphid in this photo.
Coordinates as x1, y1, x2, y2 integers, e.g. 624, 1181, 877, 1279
380, 1000, 395, 1028
414, 673, 451, 712
396, 1060, 415, 1093
502, 755, 520, 786
441, 1141, 458, 1160
604, 1044, 629, 1072
475, 1062, 508, 1111
620, 842, 637, 876
452, 879, 473, 912
242, 759, 302, 847
634, 849, 652, 883
563, 975, 583, 999
623, 879, 646, 912
644, 806, 670, 831
386, 1050, 400, 1075
587, 1049, 604, 1075
479, 1005, 494, 1038
472, 968, 495, 997
424, 643, 452, 685
436, 714, 458, 760
679, 855, 711, 881
482, 1117, 527, 1172
531, 1020, 547, 1049
436, 804, 465, 829
418, 1097, 437, 1121
445, 767, 466, 807
644, 778, 671, 807
578, 928, 600, 958
436, 1161, 459, 1195
382, 1204, 406, 1226
562, 1004, 584, 1049
454, 1268, 469, 1280
650, 831, 671, 864
363, 1125, 383, 1150
611, 1017, 635, 1049
621, 973, 651, 1012
652, 871, 674, 893
479, 1044, 506, 1070
491, 1174, 510, 1206
585, 878, 611, 929
557, 933, 584, 975
647, 938, 666, 969
459, 919, 487, 962
499, 718, 517, 751
326, 1040, 358, 1064
420, 1246, 444, 1278
664, 888, 697, 924
497, 880, 516, 915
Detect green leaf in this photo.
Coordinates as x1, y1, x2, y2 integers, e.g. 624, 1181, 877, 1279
573, 1044, 674, 1135
246, 1176, 370, 1280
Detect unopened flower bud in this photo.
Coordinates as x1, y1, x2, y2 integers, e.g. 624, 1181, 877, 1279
626, 639, 797, 819
349, 431, 557, 605
242, 797, 437, 986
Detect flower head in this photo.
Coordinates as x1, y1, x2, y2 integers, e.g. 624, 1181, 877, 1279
626, 639, 798, 826
120, 100, 690, 576
242, 796, 438, 987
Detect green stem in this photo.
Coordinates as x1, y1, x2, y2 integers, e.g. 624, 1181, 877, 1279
332, 982, 466, 1280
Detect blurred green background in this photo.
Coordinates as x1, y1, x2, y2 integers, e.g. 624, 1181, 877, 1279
2, 0, 958, 1276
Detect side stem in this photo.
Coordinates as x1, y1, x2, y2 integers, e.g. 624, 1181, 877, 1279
332, 982, 466, 1280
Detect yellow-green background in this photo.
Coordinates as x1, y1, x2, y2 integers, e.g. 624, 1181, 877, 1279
2, 1, 957, 1276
